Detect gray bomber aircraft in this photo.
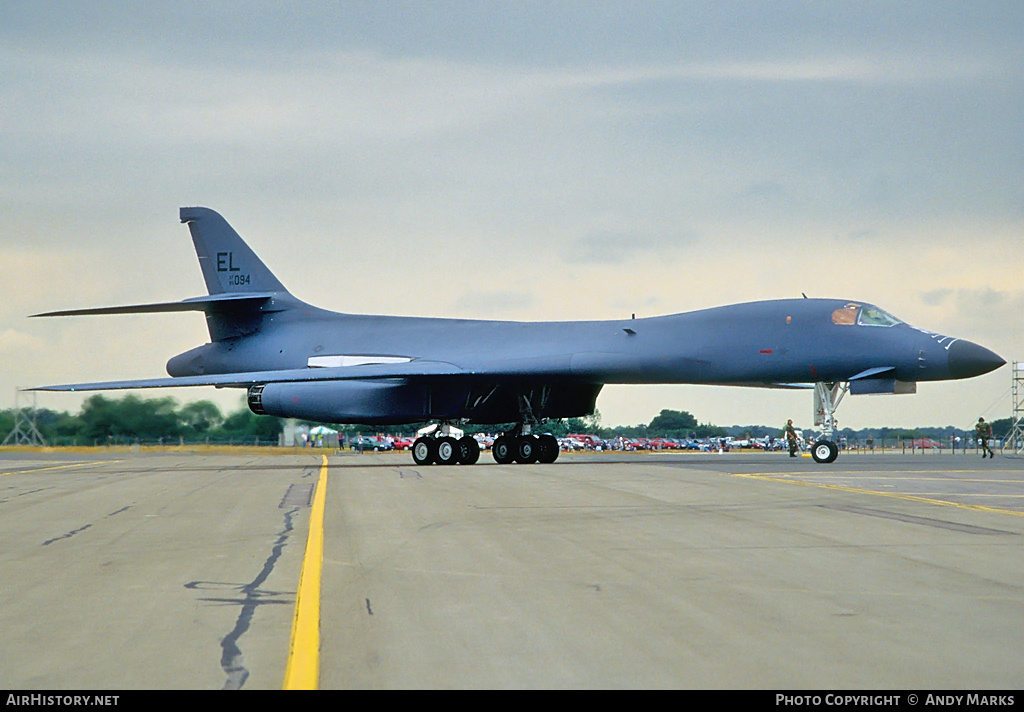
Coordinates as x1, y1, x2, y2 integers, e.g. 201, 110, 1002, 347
32, 207, 1005, 465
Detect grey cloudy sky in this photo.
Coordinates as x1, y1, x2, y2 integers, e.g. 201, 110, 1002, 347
2, 1, 1021, 430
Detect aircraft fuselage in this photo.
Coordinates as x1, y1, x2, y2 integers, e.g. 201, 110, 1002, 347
164, 296, 1001, 425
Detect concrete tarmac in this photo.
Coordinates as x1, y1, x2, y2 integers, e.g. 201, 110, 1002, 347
1, 449, 1022, 689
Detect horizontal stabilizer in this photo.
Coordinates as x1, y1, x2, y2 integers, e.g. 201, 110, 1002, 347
30, 293, 277, 318
28, 359, 466, 392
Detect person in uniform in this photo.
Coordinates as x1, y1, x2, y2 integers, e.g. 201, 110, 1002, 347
975, 417, 995, 459
783, 419, 799, 458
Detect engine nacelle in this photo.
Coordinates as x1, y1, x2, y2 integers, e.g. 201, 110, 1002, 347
248, 380, 431, 425
247, 378, 603, 425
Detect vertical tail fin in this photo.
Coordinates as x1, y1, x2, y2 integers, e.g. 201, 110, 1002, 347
180, 207, 287, 295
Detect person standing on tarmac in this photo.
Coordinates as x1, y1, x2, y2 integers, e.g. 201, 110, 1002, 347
783, 419, 799, 458
976, 417, 995, 459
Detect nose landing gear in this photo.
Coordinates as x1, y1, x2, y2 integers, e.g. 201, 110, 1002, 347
811, 381, 847, 463
811, 439, 839, 464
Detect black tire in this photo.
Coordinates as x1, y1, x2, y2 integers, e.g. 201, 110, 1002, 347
811, 440, 839, 464
435, 436, 459, 465
492, 435, 515, 464
456, 435, 481, 465
537, 434, 559, 463
514, 434, 540, 464
412, 437, 435, 465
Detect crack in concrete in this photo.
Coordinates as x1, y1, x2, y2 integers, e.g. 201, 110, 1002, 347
41, 523, 92, 546
185, 503, 300, 690
219, 505, 299, 690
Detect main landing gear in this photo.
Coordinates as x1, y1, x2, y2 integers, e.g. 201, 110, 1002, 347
810, 382, 848, 464
410, 390, 563, 466
408, 423, 559, 466
411, 424, 481, 466
491, 424, 559, 465
488, 391, 560, 464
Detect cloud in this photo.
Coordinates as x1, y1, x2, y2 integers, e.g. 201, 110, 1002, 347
920, 289, 953, 307
451, 290, 536, 318
0, 329, 45, 353
563, 225, 698, 265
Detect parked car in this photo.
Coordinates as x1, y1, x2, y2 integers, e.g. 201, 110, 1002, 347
391, 436, 415, 450
648, 438, 680, 450
567, 434, 606, 450
351, 436, 393, 451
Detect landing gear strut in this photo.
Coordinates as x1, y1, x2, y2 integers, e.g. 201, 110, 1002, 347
811, 381, 848, 463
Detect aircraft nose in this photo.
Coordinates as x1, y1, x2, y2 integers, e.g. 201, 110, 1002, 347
947, 339, 1005, 379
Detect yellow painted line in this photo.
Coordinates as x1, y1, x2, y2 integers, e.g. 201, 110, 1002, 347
0, 460, 122, 477
769, 474, 1024, 483
731, 472, 1024, 518
903, 493, 1024, 498
283, 454, 328, 690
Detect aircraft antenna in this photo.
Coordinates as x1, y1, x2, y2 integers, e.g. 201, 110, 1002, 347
2, 389, 47, 446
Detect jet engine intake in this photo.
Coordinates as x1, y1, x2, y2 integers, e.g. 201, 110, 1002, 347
247, 384, 267, 415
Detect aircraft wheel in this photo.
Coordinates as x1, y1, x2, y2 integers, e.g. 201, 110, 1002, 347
492, 435, 515, 464
514, 435, 540, 464
435, 436, 460, 465
811, 440, 839, 464
457, 435, 481, 465
537, 434, 559, 463
412, 437, 436, 466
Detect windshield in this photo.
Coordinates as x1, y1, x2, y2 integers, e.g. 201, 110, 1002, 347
832, 303, 902, 327
857, 306, 901, 327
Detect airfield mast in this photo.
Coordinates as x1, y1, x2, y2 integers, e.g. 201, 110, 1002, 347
1009, 361, 1024, 455
2, 389, 47, 447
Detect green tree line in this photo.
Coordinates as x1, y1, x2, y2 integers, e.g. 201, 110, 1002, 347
1, 395, 283, 446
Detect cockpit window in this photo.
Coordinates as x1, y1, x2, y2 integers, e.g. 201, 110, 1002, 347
831, 305, 858, 325
832, 303, 902, 327
857, 306, 901, 328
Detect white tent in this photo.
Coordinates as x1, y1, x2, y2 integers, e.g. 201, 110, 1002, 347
308, 425, 339, 448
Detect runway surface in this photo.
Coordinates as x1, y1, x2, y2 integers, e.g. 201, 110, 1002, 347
2, 449, 1022, 689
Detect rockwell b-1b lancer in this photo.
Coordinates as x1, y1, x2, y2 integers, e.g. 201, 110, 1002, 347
31, 207, 1005, 464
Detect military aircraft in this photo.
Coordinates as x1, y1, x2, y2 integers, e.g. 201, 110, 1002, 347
31, 207, 1005, 465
